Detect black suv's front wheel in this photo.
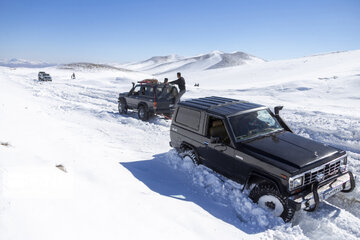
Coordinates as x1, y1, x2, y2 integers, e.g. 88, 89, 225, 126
118, 99, 127, 114
180, 149, 200, 165
249, 183, 295, 222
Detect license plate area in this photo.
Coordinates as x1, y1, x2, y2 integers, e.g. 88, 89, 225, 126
321, 183, 343, 200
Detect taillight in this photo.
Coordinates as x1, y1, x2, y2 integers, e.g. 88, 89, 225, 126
153, 101, 157, 109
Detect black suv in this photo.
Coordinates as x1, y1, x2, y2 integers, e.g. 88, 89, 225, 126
118, 80, 178, 121
38, 71, 52, 81
169, 96, 355, 222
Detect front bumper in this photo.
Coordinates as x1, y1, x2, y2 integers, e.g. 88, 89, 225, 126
288, 171, 355, 211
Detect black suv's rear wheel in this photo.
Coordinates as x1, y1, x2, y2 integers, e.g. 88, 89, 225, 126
138, 105, 149, 121
118, 100, 127, 114
249, 183, 295, 222
180, 149, 200, 165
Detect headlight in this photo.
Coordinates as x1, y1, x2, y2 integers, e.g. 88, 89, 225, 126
340, 156, 347, 172
289, 176, 303, 191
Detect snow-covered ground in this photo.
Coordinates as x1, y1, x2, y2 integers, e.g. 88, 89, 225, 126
0, 50, 360, 240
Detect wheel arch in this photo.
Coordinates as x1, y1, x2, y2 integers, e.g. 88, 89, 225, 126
118, 96, 127, 104
244, 171, 284, 193
137, 102, 148, 110
180, 141, 195, 151
180, 142, 200, 158
179, 142, 201, 165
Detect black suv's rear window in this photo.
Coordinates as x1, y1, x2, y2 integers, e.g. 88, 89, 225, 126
175, 107, 201, 130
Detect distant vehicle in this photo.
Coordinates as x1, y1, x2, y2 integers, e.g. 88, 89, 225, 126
38, 72, 52, 81
170, 96, 355, 222
118, 79, 178, 121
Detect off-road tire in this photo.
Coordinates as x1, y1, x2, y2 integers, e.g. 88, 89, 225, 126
118, 99, 127, 114
138, 105, 149, 121
179, 149, 200, 165
249, 183, 295, 222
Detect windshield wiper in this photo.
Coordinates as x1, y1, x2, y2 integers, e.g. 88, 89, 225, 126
237, 128, 284, 142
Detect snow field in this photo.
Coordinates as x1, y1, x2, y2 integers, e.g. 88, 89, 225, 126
1, 50, 360, 239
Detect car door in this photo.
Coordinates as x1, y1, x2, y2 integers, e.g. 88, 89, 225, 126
198, 115, 236, 178
143, 86, 154, 106
127, 85, 142, 108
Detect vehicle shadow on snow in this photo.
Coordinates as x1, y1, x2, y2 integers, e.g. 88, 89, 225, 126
120, 152, 276, 234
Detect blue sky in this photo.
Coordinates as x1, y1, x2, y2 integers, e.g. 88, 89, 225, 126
0, 0, 359, 63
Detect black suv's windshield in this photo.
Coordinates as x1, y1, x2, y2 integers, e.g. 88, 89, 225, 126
230, 109, 283, 141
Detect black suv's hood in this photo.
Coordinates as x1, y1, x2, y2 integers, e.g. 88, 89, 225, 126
119, 92, 128, 97
240, 131, 339, 170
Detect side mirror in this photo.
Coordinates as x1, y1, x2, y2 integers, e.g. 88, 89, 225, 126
274, 106, 283, 115
210, 136, 220, 144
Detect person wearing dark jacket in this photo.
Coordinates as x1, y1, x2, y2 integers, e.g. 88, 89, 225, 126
169, 72, 186, 104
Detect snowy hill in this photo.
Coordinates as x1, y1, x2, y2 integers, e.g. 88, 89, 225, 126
1, 49, 360, 240
122, 50, 264, 75
0, 58, 54, 68
121, 54, 182, 72
59, 62, 132, 72
172, 50, 360, 118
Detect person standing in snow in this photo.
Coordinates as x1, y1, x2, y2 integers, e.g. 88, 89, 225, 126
71, 73, 76, 79
169, 72, 186, 104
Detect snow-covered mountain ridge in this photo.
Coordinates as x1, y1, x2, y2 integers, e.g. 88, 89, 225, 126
121, 50, 265, 75
58, 62, 132, 72
0, 58, 54, 68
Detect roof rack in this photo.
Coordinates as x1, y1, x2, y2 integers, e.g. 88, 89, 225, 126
138, 79, 159, 84
179, 96, 265, 116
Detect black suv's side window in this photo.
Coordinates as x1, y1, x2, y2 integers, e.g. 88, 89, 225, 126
207, 116, 230, 145
140, 86, 146, 96
134, 86, 151, 97
175, 107, 201, 130
147, 86, 154, 97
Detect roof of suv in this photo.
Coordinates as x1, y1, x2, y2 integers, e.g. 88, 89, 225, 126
179, 96, 265, 116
